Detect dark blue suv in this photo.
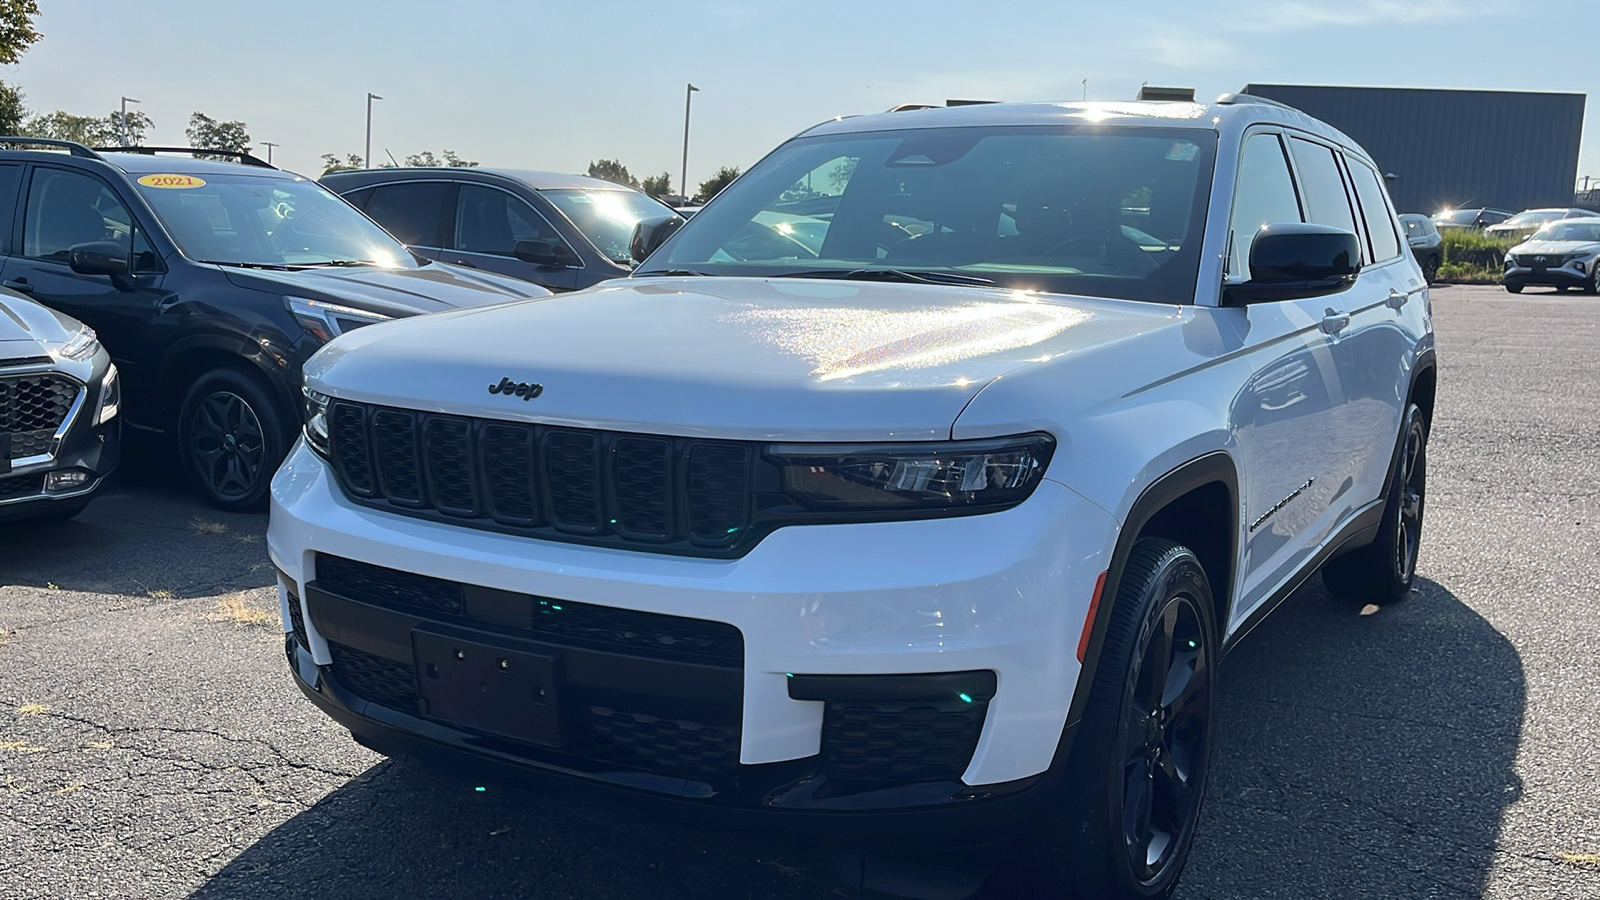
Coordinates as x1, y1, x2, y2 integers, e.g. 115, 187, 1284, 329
0, 139, 548, 510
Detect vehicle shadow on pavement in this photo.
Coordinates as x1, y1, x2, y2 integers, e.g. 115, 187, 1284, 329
1174, 575, 1524, 900
187, 576, 1520, 900
189, 753, 844, 900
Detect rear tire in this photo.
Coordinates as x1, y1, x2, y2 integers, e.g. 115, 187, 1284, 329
1322, 403, 1427, 604
1424, 255, 1439, 284
178, 367, 291, 512
1023, 539, 1216, 900
1504, 282, 1523, 294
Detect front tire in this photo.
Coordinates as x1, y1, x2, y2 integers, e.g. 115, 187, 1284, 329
1505, 282, 1524, 294
1027, 539, 1216, 900
178, 367, 291, 511
1322, 403, 1428, 604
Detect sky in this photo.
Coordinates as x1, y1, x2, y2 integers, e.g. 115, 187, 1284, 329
9, 0, 1599, 194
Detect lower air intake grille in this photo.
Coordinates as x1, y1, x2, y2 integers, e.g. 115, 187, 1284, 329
315, 555, 463, 617
820, 698, 990, 783
328, 642, 420, 712
0, 474, 44, 500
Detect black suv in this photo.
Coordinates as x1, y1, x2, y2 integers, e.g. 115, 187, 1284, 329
320, 168, 679, 292
0, 139, 548, 510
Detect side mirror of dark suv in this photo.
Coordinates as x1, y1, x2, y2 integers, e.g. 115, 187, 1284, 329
629, 213, 686, 265
1225, 223, 1362, 305
68, 241, 134, 289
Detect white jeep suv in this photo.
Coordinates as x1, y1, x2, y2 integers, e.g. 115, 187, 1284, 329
269, 96, 1434, 899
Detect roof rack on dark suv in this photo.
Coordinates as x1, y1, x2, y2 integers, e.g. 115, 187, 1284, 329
91, 146, 275, 168
1214, 92, 1297, 110
0, 137, 104, 159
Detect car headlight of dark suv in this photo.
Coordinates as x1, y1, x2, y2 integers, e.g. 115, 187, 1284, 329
767, 434, 1055, 513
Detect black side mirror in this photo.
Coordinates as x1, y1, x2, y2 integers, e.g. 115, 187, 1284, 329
68, 241, 135, 290
1224, 223, 1361, 305
513, 238, 577, 267
630, 213, 686, 264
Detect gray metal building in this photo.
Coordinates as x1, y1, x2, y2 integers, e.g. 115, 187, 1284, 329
1242, 84, 1586, 215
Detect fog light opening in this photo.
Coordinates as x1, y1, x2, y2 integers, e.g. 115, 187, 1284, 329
45, 470, 91, 493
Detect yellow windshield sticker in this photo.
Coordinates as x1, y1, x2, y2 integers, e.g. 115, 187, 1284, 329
137, 174, 206, 189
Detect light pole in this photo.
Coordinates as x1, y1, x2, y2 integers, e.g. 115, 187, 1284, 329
365, 92, 383, 169
259, 141, 279, 165
681, 83, 699, 204
119, 97, 140, 146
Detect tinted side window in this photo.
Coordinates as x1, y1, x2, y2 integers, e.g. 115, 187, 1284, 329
1288, 138, 1358, 236
454, 185, 562, 256
362, 182, 451, 247
0, 163, 22, 250
1228, 133, 1302, 278
23, 168, 134, 261
341, 187, 375, 211
1345, 160, 1402, 262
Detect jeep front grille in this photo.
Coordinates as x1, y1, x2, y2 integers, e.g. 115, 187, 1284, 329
325, 400, 753, 555
1, 373, 79, 460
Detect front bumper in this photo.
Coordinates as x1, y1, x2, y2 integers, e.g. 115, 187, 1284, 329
1503, 260, 1593, 289
268, 439, 1114, 814
0, 360, 120, 523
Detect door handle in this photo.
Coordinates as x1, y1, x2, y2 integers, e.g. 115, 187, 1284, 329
2, 278, 33, 293
1386, 289, 1407, 310
1319, 309, 1351, 335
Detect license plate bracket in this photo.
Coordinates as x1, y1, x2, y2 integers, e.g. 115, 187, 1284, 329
412, 630, 563, 746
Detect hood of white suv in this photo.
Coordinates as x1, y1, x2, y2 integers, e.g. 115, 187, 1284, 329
306, 276, 1174, 441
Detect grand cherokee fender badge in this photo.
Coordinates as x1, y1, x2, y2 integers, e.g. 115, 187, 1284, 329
488, 377, 544, 400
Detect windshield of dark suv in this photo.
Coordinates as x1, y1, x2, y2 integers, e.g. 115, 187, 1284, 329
133, 171, 418, 268
1434, 209, 1481, 225
635, 124, 1217, 303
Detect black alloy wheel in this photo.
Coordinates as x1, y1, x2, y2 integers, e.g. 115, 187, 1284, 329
1020, 539, 1215, 900
1322, 403, 1428, 604
1586, 266, 1600, 296
179, 368, 290, 511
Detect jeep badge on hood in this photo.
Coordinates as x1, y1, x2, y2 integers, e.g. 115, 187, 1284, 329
488, 377, 544, 400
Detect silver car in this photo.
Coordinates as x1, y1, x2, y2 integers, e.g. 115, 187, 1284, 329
1502, 218, 1600, 294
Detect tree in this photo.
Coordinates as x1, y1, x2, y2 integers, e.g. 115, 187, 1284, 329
320, 153, 363, 176
0, 0, 41, 66
442, 149, 477, 168
641, 172, 672, 199
23, 110, 115, 145
399, 149, 477, 168
0, 80, 24, 136
404, 150, 440, 167
186, 112, 251, 159
587, 159, 638, 189
105, 109, 153, 146
694, 166, 741, 204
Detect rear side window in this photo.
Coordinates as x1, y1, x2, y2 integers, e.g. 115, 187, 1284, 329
1228, 133, 1303, 279
1345, 161, 1402, 263
1287, 139, 1358, 236
363, 181, 452, 247
341, 187, 375, 211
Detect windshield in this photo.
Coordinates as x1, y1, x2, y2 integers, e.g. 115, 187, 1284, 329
635, 125, 1217, 303
1434, 209, 1480, 225
1531, 221, 1600, 242
134, 172, 416, 268
1504, 210, 1562, 227
542, 189, 674, 265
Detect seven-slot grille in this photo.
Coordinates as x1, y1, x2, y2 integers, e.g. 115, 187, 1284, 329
1, 374, 79, 460
326, 400, 752, 553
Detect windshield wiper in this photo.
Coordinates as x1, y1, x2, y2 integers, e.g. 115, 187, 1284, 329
639, 268, 710, 277
198, 260, 295, 270
781, 268, 998, 287
302, 259, 384, 268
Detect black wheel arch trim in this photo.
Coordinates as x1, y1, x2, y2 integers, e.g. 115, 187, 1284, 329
162, 332, 301, 427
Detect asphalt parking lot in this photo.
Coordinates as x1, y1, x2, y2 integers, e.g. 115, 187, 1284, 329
2, 282, 1598, 899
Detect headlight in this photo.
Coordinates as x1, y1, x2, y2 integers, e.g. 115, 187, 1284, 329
55, 325, 100, 361
95, 364, 120, 425
303, 386, 331, 458
767, 434, 1055, 513
287, 296, 392, 343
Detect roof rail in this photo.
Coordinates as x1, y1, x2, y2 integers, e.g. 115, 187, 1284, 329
0, 137, 104, 160
92, 146, 275, 169
1215, 93, 1297, 111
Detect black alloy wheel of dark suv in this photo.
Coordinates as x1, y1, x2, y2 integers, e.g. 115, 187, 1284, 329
0, 139, 547, 510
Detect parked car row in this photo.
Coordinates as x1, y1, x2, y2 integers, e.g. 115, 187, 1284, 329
1503, 216, 1600, 294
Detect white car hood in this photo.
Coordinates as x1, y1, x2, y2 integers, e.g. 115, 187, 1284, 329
306, 276, 1175, 441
